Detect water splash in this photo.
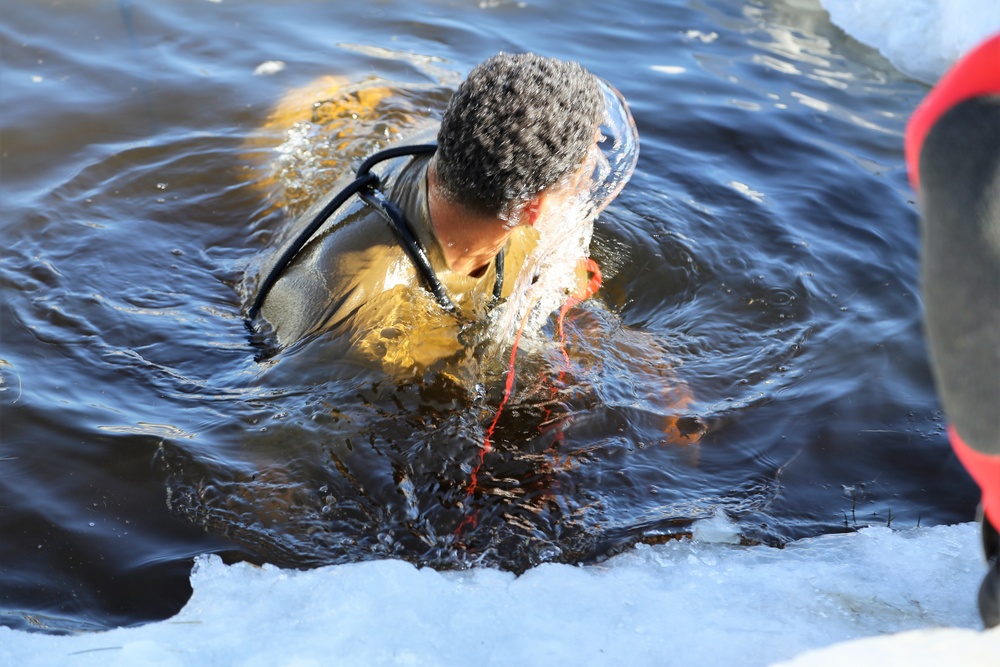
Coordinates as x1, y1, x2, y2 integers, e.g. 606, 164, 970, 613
485, 78, 639, 349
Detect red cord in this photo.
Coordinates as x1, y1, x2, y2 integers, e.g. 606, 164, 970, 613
466, 258, 603, 490
556, 258, 603, 365
457, 258, 603, 535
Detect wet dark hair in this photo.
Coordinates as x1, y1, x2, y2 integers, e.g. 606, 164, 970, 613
435, 52, 604, 219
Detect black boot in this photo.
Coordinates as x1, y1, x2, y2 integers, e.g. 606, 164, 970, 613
978, 512, 999, 629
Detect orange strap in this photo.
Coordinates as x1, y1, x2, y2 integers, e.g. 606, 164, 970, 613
905, 32, 1000, 191
950, 425, 1000, 529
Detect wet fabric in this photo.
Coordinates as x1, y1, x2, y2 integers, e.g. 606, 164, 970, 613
258, 150, 538, 374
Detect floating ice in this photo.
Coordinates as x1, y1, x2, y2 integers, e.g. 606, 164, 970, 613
691, 507, 743, 544
253, 60, 286, 76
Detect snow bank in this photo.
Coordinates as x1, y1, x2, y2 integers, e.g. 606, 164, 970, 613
1, 522, 995, 667
820, 0, 1000, 82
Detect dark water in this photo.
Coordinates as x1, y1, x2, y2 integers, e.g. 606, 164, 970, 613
1, 0, 979, 633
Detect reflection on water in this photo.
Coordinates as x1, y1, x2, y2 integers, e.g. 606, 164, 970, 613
0, 0, 979, 633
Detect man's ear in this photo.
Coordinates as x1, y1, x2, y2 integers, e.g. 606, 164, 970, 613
524, 193, 546, 226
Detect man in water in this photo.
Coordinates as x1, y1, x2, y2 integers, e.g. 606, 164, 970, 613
906, 33, 1000, 629
251, 53, 636, 376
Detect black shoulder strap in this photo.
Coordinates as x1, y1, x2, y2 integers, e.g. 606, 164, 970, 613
359, 186, 457, 312
247, 144, 437, 321
247, 143, 504, 327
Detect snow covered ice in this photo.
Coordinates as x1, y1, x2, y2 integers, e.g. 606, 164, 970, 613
820, 0, 1000, 82
1, 522, 996, 666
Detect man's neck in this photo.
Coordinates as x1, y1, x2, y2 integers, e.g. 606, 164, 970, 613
426, 164, 517, 278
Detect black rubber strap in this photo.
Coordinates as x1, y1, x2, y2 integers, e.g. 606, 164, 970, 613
359, 187, 457, 312
247, 146, 435, 321
247, 172, 376, 320
247, 142, 505, 326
